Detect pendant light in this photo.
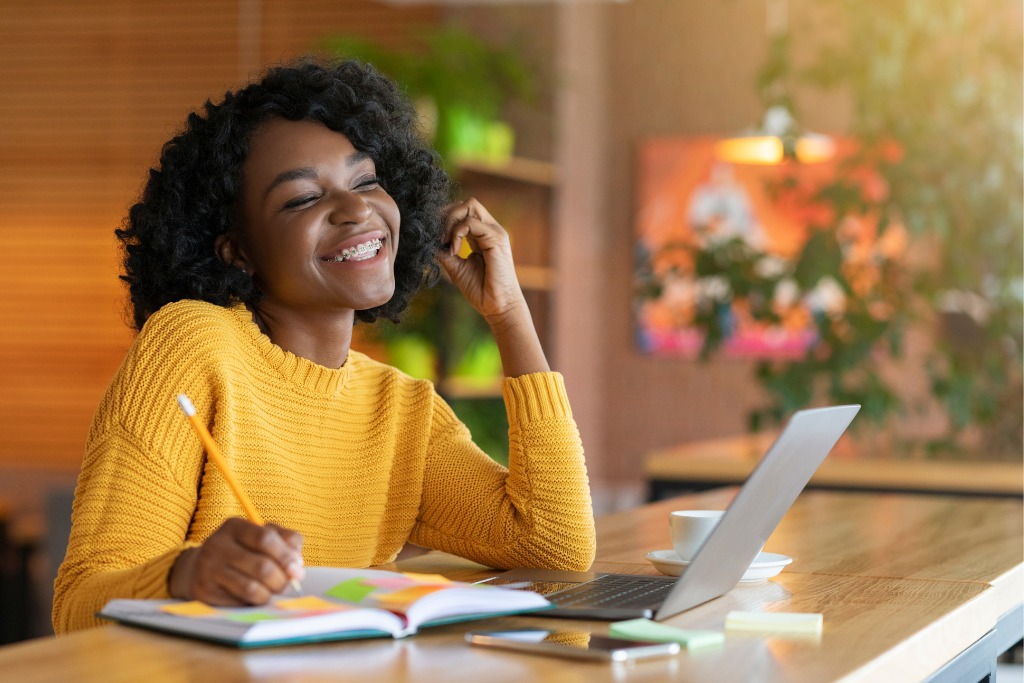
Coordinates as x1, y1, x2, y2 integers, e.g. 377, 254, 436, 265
715, 105, 835, 165
715, 0, 835, 165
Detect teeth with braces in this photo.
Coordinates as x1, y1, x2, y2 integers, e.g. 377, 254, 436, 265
327, 238, 382, 262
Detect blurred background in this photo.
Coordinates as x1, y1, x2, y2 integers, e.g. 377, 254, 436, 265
0, 0, 1020, 642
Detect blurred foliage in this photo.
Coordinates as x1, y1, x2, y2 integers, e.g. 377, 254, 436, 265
745, 0, 1023, 456
447, 397, 509, 466
321, 25, 535, 165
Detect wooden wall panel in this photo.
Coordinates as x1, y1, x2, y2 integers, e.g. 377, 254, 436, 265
0, 1, 438, 471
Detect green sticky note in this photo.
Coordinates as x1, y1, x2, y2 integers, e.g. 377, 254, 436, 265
325, 578, 377, 603
227, 611, 281, 623
610, 618, 724, 649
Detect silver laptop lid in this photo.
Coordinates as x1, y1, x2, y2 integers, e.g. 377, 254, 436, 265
654, 404, 860, 621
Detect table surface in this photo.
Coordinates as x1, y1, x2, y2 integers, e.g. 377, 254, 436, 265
645, 432, 1024, 496
2, 489, 1021, 683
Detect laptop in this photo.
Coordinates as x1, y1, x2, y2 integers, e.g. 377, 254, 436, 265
481, 404, 860, 621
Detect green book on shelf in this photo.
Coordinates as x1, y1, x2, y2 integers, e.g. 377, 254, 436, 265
97, 566, 550, 648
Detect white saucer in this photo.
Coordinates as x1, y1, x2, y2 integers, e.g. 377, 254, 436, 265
644, 550, 793, 582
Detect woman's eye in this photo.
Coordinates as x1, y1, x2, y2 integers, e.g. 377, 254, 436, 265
283, 195, 318, 209
356, 176, 381, 191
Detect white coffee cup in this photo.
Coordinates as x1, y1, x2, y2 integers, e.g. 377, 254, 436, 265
669, 510, 725, 561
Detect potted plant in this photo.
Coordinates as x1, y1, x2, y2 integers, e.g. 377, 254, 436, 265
321, 25, 536, 166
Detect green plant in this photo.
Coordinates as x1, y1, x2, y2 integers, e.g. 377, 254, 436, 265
746, 0, 1023, 455
321, 25, 536, 164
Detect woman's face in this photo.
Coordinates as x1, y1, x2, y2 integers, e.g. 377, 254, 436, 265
227, 118, 401, 319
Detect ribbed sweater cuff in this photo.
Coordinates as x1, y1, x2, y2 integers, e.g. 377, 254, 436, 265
502, 372, 572, 424
130, 542, 202, 599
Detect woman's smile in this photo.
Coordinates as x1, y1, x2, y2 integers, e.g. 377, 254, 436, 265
320, 232, 387, 264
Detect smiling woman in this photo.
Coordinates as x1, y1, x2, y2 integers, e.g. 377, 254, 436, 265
52, 57, 596, 635
216, 119, 403, 367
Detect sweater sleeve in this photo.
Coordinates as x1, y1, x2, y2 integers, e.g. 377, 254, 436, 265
52, 422, 202, 634
409, 372, 596, 571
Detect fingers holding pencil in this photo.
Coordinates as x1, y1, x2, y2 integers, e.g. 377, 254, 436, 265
173, 393, 305, 603
169, 518, 305, 605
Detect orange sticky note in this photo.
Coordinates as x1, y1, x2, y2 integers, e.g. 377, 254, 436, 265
161, 601, 221, 617
400, 573, 452, 585
276, 596, 345, 612
375, 585, 447, 606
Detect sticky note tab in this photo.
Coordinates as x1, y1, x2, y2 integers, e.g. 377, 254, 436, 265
400, 573, 452, 585
276, 596, 345, 612
361, 576, 415, 589
160, 601, 221, 617
725, 611, 823, 635
375, 585, 446, 607
227, 611, 282, 623
610, 618, 724, 649
326, 578, 377, 602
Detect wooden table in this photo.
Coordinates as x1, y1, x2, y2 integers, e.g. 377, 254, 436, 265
646, 432, 1024, 500
0, 490, 1020, 682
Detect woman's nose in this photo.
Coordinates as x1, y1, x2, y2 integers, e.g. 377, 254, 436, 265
327, 191, 373, 225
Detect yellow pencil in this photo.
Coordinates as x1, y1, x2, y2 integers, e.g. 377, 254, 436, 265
176, 393, 303, 596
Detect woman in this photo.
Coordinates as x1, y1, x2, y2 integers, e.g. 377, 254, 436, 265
53, 58, 595, 634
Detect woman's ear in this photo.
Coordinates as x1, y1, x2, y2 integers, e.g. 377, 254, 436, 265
215, 233, 251, 274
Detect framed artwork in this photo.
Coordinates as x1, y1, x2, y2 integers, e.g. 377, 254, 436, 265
633, 136, 850, 359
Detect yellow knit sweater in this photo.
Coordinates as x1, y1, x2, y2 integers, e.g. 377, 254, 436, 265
53, 300, 595, 633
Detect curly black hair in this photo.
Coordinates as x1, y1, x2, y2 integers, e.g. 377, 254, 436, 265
116, 57, 451, 331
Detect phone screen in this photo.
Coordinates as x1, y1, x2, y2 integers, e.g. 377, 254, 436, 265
466, 629, 680, 662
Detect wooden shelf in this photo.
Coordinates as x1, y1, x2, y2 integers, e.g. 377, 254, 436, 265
454, 157, 558, 187
515, 265, 553, 291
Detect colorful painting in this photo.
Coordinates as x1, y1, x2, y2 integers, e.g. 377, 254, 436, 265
633, 136, 851, 358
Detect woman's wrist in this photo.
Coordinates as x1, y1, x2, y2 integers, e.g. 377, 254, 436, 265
486, 299, 550, 377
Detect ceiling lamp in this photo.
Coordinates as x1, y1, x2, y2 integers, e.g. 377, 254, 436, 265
715, 105, 835, 165
715, 0, 835, 166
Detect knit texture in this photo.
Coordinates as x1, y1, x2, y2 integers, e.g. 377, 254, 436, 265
53, 300, 595, 633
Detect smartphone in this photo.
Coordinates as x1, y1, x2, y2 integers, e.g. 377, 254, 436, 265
466, 629, 680, 663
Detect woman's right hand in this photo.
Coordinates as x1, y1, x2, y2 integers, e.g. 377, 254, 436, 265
168, 518, 304, 605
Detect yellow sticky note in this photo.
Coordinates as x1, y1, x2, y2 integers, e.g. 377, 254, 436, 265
375, 585, 446, 606
276, 596, 345, 612
161, 601, 221, 617
401, 572, 452, 584
725, 610, 823, 635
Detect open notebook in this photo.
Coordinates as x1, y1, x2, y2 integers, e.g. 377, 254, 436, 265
98, 566, 550, 648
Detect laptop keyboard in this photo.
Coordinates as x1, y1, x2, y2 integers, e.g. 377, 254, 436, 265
545, 575, 677, 609
481, 578, 583, 596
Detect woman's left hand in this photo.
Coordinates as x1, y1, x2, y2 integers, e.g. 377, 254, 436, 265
437, 198, 526, 325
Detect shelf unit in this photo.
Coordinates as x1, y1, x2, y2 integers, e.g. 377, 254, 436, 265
442, 156, 558, 393
351, 156, 559, 463
435, 156, 559, 462
452, 156, 558, 186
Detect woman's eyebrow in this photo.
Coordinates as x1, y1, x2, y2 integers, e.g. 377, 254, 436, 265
262, 153, 373, 199
264, 167, 318, 199
347, 151, 372, 167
